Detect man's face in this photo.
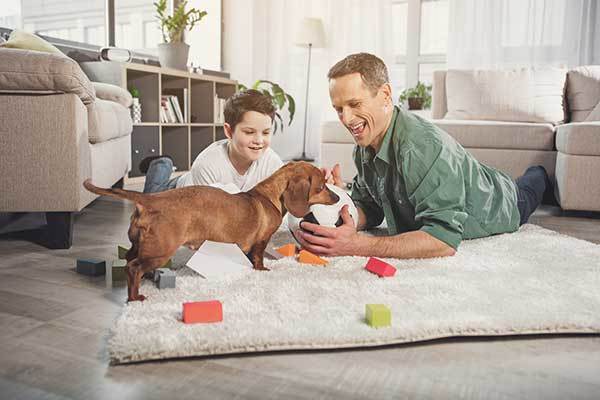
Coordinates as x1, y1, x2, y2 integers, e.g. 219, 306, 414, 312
225, 111, 273, 163
329, 72, 392, 149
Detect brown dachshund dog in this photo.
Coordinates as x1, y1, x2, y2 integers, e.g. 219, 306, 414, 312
84, 162, 339, 302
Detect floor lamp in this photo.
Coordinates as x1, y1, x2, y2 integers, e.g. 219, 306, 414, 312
293, 17, 326, 162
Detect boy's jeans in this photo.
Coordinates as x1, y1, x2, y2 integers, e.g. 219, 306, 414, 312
515, 165, 548, 225
143, 157, 180, 193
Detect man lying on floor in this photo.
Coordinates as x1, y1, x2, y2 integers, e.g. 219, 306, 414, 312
295, 52, 549, 259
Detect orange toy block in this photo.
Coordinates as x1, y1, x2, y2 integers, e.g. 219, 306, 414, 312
276, 243, 297, 257
298, 249, 328, 266
182, 300, 223, 324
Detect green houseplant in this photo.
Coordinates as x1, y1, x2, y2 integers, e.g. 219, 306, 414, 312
238, 80, 296, 134
154, 0, 207, 70
399, 81, 432, 110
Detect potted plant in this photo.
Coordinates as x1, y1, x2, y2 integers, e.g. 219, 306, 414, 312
399, 81, 432, 110
238, 80, 296, 134
154, 0, 207, 70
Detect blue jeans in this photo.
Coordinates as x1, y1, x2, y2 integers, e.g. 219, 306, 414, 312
515, 166, 548, 225
143, 157, 180, 193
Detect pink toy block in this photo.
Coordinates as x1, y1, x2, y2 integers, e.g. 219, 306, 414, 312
365, 257, 396, 277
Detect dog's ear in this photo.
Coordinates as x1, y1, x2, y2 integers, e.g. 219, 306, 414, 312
282, 176, 311, 217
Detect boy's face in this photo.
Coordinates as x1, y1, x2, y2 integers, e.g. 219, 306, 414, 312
224, 111, 273, 163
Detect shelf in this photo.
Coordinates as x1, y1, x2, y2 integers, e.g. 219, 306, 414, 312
123, 62, 237, 178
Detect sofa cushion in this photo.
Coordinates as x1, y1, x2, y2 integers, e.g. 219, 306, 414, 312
555, 122, 600, 156
92, 82, 133, 108
0, 48, 95, 105
0, 30, 63, 55
88, 99, 133, 144
433, 120, 556, 151
567, 66, 600, 122
445, 68, 566, 124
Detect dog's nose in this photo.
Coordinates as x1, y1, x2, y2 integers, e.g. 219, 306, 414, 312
328, 189, 340, 203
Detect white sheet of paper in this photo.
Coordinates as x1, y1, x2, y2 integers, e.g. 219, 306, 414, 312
186, 240, 253, 279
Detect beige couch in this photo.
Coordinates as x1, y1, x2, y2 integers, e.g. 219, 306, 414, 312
0, 48, 133, 248
320, 66, 600, 212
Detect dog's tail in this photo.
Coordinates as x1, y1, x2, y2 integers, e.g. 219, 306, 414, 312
84, 179, 150, 206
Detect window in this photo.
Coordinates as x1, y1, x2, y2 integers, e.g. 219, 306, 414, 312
392, 0, 448, 101
0, 0, 222, 69
3, 1, 106, 44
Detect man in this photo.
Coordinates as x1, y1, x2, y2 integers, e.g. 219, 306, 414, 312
296, 53, 548, 259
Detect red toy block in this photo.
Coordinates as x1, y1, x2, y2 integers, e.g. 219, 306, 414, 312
182, 300, 223, 324
365, 257, 396, 277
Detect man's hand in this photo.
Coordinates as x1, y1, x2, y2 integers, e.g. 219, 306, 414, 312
296, 205, 361, 256
321, 163, 345, 189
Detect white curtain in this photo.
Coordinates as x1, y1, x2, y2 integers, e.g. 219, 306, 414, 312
223, 0, 393, 162
447, 0, 600, 69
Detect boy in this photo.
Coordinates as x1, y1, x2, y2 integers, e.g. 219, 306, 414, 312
140, 89, 283, 193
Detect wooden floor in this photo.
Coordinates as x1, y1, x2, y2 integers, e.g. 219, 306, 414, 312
1, 193, 599, 400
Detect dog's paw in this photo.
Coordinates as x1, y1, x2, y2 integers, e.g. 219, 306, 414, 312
127, 294, 147, 302
253, 266, 270, 271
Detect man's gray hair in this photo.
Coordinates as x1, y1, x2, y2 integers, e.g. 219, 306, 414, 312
327, 53, 390, 95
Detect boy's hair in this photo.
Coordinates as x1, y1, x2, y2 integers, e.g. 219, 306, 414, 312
327, 53, 389, 95
224, 89, 275, 131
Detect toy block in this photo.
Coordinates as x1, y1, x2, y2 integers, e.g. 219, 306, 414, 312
365, 257, 397, 277
182, 300, 223, 324
366, 304, 391, 328
162, 259, 173, 268
117, 245, 129, 259
112, 259, 127, 282
298, 249, 328, 266
76, 259, 106, 276
276, 243, 297, 257
154, 268, 176, 289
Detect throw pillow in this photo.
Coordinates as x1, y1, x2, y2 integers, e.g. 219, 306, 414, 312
567, 66, 600, 122
0, 29, 63, 55
445, 68, 567, 124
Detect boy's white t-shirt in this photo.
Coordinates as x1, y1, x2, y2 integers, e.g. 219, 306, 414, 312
176, 139, 283, 192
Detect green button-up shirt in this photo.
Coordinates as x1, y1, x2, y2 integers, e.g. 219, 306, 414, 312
351, 106, 520, 249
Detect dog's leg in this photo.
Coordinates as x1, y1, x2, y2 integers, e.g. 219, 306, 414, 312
126, 259, 145, 302
249, 241, 269, 271
126, 256, 174, 302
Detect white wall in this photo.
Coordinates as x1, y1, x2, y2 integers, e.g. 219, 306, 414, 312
186, 0, 222, 71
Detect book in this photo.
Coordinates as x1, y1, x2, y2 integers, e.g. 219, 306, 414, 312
171, 96, 184, 123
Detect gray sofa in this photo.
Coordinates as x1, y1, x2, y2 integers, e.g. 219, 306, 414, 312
0, 48, 133, 248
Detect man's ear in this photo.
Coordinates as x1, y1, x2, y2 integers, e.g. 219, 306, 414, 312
380, 83, 392, 104
224, 123, 233, 139
282, 177, 311, 217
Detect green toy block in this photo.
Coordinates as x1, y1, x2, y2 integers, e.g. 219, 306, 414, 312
365, 304, 391, 328
112, 259, 127, 282
162, 259, 172, 268
117, 245, 129, 259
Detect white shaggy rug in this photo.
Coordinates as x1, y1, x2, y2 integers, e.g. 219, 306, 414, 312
108, 225, 600, 364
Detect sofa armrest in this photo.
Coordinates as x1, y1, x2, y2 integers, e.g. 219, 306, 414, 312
556, 122, 600, 156
92, 81, 132, 108
432, 70, 447, 119
0, 48, 95, 105
0, 93, 94, 212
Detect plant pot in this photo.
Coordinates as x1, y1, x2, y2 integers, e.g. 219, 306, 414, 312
408, 97, 424, 110
157, 42, 190, 70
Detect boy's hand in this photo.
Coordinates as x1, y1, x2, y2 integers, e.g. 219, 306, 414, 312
321, 163, 345, 189
296, 205, 360, 256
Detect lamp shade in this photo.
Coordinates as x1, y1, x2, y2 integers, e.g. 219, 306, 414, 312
295, 17, 326, 48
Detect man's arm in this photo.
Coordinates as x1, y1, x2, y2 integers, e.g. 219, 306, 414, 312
297, 206, 456, 258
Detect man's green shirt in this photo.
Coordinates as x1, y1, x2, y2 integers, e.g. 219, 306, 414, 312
351, 106, 520, 249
